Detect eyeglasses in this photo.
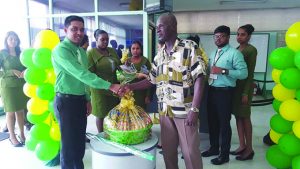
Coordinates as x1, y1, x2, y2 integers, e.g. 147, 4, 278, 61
213, 34, 227, 40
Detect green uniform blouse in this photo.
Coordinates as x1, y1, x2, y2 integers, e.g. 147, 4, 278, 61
0, 50, 26, 88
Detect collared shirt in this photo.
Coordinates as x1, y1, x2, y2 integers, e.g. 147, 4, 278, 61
208, 44, 248, 87
149, 38, 207, 118
52, 38, 111, 100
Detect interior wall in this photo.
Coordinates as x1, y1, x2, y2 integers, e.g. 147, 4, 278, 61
174, 8, 300, 92
174, 8, 300, 33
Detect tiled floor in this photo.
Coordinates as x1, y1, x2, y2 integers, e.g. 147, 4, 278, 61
0, 103, 274, 169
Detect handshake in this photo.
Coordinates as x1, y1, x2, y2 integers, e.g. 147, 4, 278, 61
109, 84, 131, 97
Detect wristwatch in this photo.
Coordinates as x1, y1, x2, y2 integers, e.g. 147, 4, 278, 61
190, 107, 199, 113
221, 69, 227, 75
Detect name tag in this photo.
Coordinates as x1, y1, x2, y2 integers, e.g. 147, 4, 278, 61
209, 74, 218, 80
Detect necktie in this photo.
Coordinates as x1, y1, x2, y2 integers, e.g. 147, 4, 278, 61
77, 49, 82, 65
214, 49, 222, 64
208, 49, 222, 85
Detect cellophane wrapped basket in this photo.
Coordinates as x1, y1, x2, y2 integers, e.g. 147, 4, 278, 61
103, 92, 153, 145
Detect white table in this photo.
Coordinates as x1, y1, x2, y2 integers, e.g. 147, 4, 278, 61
90, 133, 158, 169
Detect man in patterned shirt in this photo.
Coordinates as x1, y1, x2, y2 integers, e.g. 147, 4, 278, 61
122, 13, 207, 169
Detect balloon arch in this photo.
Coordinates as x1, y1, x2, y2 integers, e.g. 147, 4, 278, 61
266, 22, 300, 169
21, 30, 60, 162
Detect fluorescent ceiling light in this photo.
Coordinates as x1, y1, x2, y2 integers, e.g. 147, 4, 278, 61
220, 0, 268, 5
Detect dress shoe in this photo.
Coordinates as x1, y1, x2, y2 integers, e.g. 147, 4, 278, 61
229, 148, 246, 155
24, 122, 33, 131
263, 132, 275, 146
9, 138, 23, 147
211, 155, 229, 165
236, 151, 255, 161
17, 135, 26, 145
201, 149, 219, 157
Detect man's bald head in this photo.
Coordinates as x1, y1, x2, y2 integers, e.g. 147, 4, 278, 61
156, 13, 177, 43
158, 13, 177, 28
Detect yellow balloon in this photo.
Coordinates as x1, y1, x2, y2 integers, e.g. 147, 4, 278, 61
27, 97, 49, 115
280, 99, 300, 121
286, 21, 300, 52
270, 129, 282, 144
45, 69, 56, 85
50, 122, 61, 141
34, 30, 60, 50
43, 113, 52, 126
293, 120, 300, 139
272, 69, 282, 84
23, 83, 38, 98
272, 83, 296, 101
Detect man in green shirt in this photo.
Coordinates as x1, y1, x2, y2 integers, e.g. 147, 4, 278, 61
52, 15, 121, 169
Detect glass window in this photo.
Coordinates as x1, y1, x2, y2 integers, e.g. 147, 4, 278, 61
28, 0, 49, 16
29, 18, 50, 47
0, 0, 29, 49
53, 0, 94, 13
98, 15, 143, 50
98, 0, 143, 12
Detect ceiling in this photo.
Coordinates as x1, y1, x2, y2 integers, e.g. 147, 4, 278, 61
37, 0, 300, 29
173, 0, 300, 12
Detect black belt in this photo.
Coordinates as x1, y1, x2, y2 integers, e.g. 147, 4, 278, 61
209, 86, 234, 91
56, 92, 85, 99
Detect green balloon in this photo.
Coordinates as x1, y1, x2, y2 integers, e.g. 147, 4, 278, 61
35, 140, 60, 161
25, 135, 39, 151
269, 47, 295, 70
24, 68, 47, 85
270, 114, 293, 134
33, 48, 53, 69
280, 68, 300, 89
37, 83, 54, 100
295, 51, 300, 70
29, 123, 50, 141
20, 48, 36, 68
296, 89, 300, 101
27, 111, 50, 125
279, 134, 300, 156
292, 155, 300, 169
48, 101, 54, 113
272, 99, 282, 113
266, 145, 292, 169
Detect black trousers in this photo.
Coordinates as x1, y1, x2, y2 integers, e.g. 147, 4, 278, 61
207, 86, 233, 156
54, 94, 87, 169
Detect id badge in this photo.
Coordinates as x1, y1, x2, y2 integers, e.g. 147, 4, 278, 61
209, 74, 218, 80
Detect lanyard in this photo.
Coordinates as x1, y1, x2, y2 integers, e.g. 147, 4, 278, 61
213, 49, 222, 66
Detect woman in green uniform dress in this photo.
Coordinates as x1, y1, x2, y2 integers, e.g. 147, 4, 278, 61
87, 29, 121, 133
0, 31, 28, 146
127, 41, 151, 110
231, 24, 257, 160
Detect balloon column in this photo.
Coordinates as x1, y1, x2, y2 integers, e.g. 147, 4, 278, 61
20, 30, 60, 162
267, 21, 300, 169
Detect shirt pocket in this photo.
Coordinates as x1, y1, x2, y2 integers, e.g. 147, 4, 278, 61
224, 59, 233, 69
